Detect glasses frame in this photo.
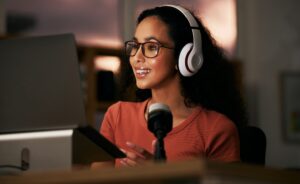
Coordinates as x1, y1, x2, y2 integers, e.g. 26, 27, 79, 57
125, 41, 174, 58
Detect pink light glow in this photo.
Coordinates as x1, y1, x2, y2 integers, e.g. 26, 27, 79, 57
94, 56, 121, 73
197, 0, 237, 57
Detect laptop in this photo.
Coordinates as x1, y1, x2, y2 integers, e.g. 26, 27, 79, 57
0, 34, 124, 172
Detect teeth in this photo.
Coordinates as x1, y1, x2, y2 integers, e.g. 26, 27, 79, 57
136, 69, 150, 75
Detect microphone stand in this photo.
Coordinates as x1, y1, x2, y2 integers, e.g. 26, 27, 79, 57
154, 130, 166, 161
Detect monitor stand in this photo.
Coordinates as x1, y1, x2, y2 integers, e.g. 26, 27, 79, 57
0, 126, 125, 174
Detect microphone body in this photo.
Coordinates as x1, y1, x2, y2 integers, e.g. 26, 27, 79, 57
147, 103, 173, 161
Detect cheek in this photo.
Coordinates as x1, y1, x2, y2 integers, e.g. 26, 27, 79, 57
150, 60, 177, 79
151, 56, 176, 71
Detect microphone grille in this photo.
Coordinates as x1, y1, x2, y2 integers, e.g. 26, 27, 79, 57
147, 103, 173, 136
148, 103, 170, 114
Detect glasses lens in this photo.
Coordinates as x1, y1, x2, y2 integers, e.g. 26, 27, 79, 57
144, 42, 159, 58
126, 41, 139, 56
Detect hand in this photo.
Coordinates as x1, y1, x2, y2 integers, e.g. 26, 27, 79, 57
120, 141, 155, 167
90, 161, 114, 170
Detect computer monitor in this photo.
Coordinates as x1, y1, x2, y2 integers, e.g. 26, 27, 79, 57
0, 34, 124, 173
0, 33, 85, 133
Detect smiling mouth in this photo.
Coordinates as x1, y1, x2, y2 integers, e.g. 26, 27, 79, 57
136, 68, 151, 75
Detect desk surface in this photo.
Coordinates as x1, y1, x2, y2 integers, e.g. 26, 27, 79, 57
0, 159, 299, 184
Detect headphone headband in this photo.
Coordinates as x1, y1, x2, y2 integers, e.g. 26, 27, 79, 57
163, 5, 199, 27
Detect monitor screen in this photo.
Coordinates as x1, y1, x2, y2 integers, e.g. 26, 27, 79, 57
0, 34, 86, 133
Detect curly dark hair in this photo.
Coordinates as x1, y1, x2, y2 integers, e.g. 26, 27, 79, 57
120, 6, 247, 130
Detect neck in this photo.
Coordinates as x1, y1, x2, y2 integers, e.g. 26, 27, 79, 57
149, 88, 196, 127
150, 73, 183, 108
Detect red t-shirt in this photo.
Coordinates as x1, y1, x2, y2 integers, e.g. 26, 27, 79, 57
100, 100, 240, 166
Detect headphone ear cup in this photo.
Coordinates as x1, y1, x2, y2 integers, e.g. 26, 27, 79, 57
178, 43, 194, 77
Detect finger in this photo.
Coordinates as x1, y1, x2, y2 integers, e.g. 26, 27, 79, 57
119, 150, 133, 167
126, 142, 153, 159
121, 148, 146, 164
120, 148, 126, 154
120, 158, 131, 167
126, 150, 146, 164
121, 158, 137, 167
151, 139, 157, 153
120, 148, 132, 159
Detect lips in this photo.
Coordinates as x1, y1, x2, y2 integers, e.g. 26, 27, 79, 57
134, 67, 151, 78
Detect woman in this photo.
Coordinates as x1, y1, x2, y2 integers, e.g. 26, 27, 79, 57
98, 5, 247, 167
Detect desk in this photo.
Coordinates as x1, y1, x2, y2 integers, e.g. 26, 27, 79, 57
0, 159, 299, 184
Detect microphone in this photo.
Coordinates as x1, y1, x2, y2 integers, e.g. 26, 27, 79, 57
147, 103, 173, 161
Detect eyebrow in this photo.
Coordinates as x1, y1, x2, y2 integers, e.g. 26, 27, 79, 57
132, 36, 160, 42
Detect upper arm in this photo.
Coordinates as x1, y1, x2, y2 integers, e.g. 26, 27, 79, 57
100, 102, 121, 144
206, 115, 240, 162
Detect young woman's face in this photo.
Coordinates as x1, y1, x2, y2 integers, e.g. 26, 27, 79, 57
130, 16, 178, 90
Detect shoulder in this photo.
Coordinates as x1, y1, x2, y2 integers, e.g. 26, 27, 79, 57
105, 100, 149, 117
107, 100, 147, 112
101, 100, 148, 130
199, 108, 240, 162
199, 108, 237, 133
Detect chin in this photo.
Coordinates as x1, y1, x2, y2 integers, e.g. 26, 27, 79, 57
136, 85, 148, 89
136, 82, 150, 89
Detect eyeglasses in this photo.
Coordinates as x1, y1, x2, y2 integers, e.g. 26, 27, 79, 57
125, 41, 173, 58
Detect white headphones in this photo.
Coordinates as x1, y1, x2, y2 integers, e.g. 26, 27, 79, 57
162, 5, 203, 77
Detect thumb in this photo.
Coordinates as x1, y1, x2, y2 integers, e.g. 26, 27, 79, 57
151, 139, 157, 153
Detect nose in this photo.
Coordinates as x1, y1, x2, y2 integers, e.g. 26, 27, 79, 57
133, 45, 145, 63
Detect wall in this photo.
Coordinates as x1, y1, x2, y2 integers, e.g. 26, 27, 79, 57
237, 0, 300, 168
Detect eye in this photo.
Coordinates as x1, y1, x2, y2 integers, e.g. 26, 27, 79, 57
146, 43, 159, 51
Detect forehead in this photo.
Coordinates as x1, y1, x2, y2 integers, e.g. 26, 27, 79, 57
134, 16, 172, 43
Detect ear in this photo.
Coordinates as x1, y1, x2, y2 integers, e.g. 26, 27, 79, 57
175, 64, 178, 71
